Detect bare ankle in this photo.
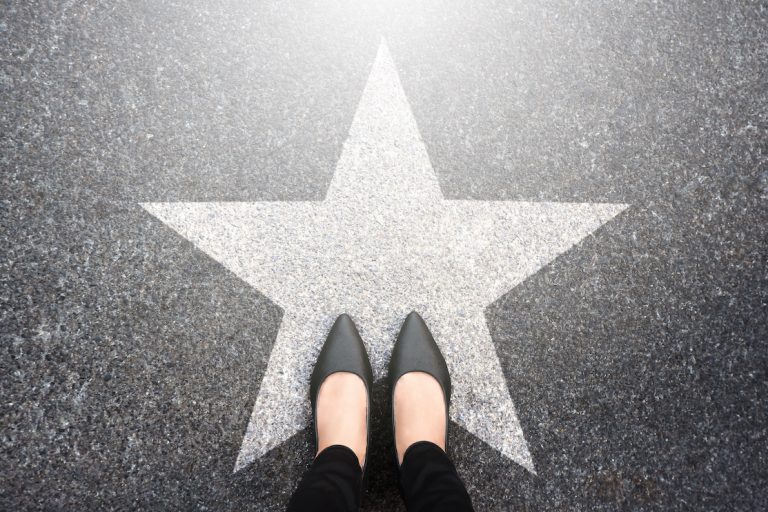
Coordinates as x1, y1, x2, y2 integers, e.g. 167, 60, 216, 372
316, 372, 367, 468
393, 372, 447, 464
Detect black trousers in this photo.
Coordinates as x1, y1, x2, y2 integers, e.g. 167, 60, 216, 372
287, 441, 474, 512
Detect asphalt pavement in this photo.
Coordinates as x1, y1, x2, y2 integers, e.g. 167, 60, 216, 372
2, 1, 766, 510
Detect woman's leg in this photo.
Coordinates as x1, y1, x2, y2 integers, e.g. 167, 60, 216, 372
287, 372, 368, 512
398, 441, 474, 512
394, 372, 474, 512
286, 444, 362, 512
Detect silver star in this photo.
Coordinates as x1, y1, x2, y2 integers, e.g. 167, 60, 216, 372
142, 40, 627, 473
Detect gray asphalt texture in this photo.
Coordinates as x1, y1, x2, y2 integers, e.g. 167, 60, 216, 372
2, 0, 767, 510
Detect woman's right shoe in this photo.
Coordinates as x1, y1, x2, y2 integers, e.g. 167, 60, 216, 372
388, 311, 452, 469
309, 314, 373, 494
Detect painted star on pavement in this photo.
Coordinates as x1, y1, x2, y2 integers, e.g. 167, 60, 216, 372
141, 40, 628, 473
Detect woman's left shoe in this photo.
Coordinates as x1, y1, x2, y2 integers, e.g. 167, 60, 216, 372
309, 314, 373, 489
388, 311, 452, 470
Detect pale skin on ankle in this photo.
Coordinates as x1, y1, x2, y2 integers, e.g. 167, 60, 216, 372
393, 371, 446, 464
316, 372, 368, 468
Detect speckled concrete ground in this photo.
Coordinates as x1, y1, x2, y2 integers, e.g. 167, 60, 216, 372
2, 1, 767, 510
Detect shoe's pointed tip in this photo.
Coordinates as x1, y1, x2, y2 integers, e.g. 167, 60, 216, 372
404, 311, 427, 327
333, 313, 356, 329
399, 311, 433, 341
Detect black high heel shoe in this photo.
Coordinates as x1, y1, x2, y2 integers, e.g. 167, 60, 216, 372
309, 314, 373, 499
388, 311, 451, 470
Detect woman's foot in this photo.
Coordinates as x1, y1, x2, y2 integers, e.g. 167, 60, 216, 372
393, 371, 447, 464
316, 372, 368, 468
